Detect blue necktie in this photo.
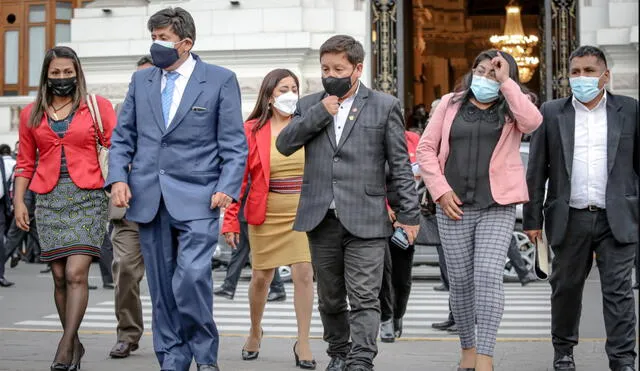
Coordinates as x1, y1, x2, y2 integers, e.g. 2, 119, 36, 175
162, 71, 179, 127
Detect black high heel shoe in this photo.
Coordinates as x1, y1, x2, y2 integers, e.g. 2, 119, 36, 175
293, 341, 317, 370
50, 363, 69, 371
69, 342, 84, 371
241, 329, 263, 361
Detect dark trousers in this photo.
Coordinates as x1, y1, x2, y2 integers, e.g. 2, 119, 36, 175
379, 241, 414, 322
0, 202, 7, 278
307, 211, 386, 369
221, 219, 284, 293
99, 223, 114, 285
0, 211, 40, 277
138, 200, 219, 371
550, 208, 636, 370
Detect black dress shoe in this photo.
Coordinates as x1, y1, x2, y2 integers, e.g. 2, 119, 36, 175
0, 277, 15, 287
197, 364, 219, 371
615, 366, 635, 371
326, 357, 347, 371
379, 319, 394, 343
347, 367, 371, 371
433, 284, 448, 292
103, 283, 115, 289
293, 341, 317, 369
214, 286, 234, 300
88, 285, 97, 290
10, 255, 20, 268
431, 318, 455, 330
553, 354, 576, 371
447, 323, 459, 334
109, 341, 139, 358
393, 318, 403, 338
267, 290, 286, 302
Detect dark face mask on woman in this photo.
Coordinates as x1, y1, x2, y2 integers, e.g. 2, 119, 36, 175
47, 77, 77, 97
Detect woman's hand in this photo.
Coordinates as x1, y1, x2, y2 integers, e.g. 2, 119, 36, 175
14, 201, 30, 231
223, 232, 240, 249
437, 191, 463, 220
492, 52, 510, 84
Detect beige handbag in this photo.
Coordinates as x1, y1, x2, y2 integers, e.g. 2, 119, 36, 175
86, 94, 126, 220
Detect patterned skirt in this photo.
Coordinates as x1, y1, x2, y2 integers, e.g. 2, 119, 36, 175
36, 176, 108, 262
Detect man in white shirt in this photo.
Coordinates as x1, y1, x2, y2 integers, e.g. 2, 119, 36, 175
524, 46, 638, 371
0, 143, 16, 287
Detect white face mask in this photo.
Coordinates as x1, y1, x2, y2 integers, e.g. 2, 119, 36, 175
273, 91, 299, 116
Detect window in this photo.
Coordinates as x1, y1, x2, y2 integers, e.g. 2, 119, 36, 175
0, 0, 80, 96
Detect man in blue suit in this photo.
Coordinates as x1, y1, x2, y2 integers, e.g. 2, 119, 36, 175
106, 7, 247, 371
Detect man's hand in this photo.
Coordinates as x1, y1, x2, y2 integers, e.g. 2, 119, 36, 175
111, 182, 132, 208
210, 192, 232, 210
525, 229, 542, 242
438, 190, 463, 220
322, 96, 340, 116
223, 232, 240, 249
395, 222, 420, 245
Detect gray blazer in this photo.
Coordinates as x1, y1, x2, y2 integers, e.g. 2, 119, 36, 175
523, 92, 639, 245
276, 84, 420, 239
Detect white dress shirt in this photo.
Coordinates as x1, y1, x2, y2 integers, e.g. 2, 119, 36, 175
0, 155, 16, 200
329, 82, 360, 210
161, 53, 197, 127
569, 91, 608, 209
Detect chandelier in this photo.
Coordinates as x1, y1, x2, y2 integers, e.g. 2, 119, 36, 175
490, 0, 539, 83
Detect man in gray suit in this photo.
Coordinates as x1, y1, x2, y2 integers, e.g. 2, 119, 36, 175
524, 45, 638, 371
276, 35, 420, 371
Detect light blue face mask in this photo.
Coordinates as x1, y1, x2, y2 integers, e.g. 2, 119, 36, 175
570, 72, 605, 103
470, 75, 501, 103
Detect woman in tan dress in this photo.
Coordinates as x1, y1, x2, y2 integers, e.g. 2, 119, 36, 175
221, 69, 316, 369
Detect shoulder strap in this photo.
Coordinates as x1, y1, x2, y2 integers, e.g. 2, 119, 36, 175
86, 94, 106, 146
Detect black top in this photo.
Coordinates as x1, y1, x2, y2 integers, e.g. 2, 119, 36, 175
444, 100, 502, 208
48, 111, 75, 176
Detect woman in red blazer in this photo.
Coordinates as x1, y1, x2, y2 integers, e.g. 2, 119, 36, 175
13, 46, 115, 371
221, 69, 315, 368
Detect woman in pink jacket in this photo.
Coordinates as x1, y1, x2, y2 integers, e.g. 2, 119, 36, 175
417, 50, 542, 371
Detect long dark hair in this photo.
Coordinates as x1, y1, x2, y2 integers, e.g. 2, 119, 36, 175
451, 49, 529, 127
28, 46, 88, 128
247, 69, 300, 133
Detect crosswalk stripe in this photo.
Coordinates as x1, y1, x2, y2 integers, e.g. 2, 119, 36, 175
13, 282, 552, 338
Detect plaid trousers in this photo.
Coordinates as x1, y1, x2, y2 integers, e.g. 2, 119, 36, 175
436, 204, 516, 356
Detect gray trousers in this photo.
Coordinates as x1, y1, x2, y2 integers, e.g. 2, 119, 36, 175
307, 211, 386, 369
436, 205, 515, 356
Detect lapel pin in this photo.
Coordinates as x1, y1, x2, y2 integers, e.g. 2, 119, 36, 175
352, 108, 358, 112
348, 115, 355, 120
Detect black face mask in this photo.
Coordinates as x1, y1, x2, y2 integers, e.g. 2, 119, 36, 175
47, 77, 77, 97
322, 70, 355, 98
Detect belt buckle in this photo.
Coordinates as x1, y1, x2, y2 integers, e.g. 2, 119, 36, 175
588, 205, 599, 212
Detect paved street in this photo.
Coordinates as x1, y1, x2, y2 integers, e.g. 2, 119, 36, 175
0, 262, 636, 370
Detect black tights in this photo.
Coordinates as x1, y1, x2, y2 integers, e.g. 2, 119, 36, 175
50, 254, 92, 364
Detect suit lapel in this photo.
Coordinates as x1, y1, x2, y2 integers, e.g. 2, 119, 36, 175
336, 86, 369, 152
147, 68, 166, 133
257, 122, 272, 184
606, 94, 623, 174
557, 100, 576, 177
164, 56, 205, 136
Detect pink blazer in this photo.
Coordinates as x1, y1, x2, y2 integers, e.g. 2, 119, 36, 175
417, 78, 543, 205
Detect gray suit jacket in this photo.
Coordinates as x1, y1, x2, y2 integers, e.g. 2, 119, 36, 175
276, 84, 420, 239
523, 92, 639, 245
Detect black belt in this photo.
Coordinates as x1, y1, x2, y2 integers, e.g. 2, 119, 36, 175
574, 205, 605, 212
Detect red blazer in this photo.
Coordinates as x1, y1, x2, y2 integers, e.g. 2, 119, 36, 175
221, 119, 274, 234
16, 96, 115, 194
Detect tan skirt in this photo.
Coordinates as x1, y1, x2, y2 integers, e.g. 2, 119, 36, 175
248, 191, 310, 270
